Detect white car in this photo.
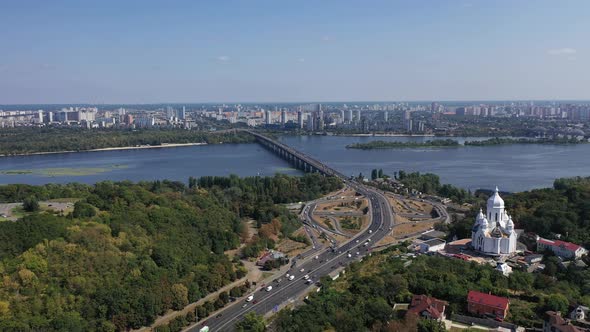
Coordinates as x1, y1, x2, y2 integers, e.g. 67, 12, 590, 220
266, 286, 273, 292
303, 274, 309, 280
347, 253, 352, 258
246, 295, 254, 302
314, 255, 319, 260
289, 275, 295, 281
300, 268, 305, 272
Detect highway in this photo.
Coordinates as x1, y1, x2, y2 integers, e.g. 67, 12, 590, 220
185, 181, 395, 332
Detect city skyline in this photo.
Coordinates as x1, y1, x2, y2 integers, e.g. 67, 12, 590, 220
1, 0, 590, 103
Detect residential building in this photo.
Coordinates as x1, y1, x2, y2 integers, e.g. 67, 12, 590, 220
537, 237, 587, 260
544, 311, 583, 332
467, 290, 510, 320
407, 294, 448, 321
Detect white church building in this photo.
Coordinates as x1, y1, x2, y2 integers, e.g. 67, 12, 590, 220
471, 187, 517, 256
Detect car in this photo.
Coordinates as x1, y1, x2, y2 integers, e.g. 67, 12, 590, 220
246, 295, 254, 302
347, 253, 352, 258
300, 268, 305, 272
355, 239, 359, 243
253, 300, 258, 304
356, 251, 360, 255
289, 275, 295, 281
314, 255, 319, 260
266, 286, 273, 292
303, 274, 309, 280
242, 303, 248, 308
216, 313, 222, 318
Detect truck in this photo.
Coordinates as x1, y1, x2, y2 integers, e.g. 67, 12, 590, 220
246, 295, 254, 302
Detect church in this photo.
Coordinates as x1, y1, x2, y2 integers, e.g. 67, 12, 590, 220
471, 187, 517, 256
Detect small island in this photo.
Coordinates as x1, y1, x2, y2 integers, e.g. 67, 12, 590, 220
346, 139, 460, 149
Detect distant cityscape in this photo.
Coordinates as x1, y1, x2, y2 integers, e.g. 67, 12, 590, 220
2, 101, 590, 138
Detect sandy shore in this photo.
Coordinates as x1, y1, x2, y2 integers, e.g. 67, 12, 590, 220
0, 142, 207, 157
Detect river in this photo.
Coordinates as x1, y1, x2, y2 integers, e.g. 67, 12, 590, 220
1, 135, 589, 192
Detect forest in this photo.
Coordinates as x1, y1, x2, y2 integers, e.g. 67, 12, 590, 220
0, 173, 340, 331
394, 170, 472, 203
0, 127, 254, 155
276, 244, 590, 331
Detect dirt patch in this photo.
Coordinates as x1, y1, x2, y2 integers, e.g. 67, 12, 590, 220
407, 200, 433, 214
375, 234, 398, 247
392, 221, 436, 238
276, 234, 309, 258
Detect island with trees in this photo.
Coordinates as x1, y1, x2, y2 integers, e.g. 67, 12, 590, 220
464, 137, 587, 146
346, 139, 460, 150
0, 127, 255, 156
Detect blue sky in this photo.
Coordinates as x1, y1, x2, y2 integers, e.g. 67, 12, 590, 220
1, 0, 589, 104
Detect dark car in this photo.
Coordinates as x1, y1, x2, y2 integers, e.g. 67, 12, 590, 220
216, 313, 222, 318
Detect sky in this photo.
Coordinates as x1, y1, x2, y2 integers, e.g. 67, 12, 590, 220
1, 0, 589, 104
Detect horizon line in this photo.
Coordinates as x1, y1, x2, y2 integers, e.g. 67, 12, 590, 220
2, 98, 590, 106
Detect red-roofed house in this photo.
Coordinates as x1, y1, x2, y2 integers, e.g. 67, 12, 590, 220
467, 290, 510, 320
407, 294, 448, 321
537, 237, 587, 260
544, 311, 583, 332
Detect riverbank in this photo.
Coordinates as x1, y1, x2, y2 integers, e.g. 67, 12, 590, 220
0, 142, 207, 157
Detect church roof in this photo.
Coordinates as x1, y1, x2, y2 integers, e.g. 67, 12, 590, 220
488, 186, 505, 208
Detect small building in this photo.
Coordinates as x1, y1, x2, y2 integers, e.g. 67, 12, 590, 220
537, 237, 587, 260
570, 305, 589, 322
544, 311, 583, 332
467, 290, 510, 320
495, 262, 513, 277
419, 238, 446, 253
407, 294, 448, 321
256, 249, 286, 266
524, 254, 544, 265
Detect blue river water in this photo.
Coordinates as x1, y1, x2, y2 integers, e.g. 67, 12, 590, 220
1, 135, 589, 192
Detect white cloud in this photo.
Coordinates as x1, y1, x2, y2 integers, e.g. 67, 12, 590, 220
547, 48, 577, 55
216, 55, 230, 62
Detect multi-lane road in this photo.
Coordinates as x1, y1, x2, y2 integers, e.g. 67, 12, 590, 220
185, 181, 395, 332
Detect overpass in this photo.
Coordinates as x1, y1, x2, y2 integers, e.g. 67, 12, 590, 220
245, 130, 347, 178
